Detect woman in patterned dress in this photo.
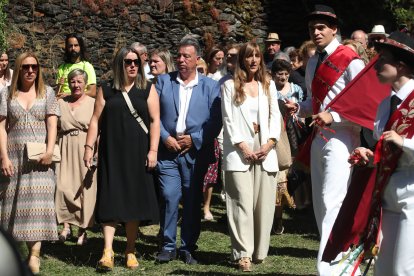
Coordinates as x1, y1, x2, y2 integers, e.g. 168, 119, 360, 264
0, 52, 60, 274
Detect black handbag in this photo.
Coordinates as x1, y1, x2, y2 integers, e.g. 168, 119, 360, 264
287, 163, 309, 195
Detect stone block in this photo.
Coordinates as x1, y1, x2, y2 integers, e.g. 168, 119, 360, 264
33, 11, 44, 17
38, 3, 61, 15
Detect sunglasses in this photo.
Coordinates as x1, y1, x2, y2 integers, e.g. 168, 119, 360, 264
124, 59, 140, 66
197, 67, 205, 74
21, 64, 39, 71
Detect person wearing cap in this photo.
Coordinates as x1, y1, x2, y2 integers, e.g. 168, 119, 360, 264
285, 4, 365, 275
264, 32, 281, 70
344, 31, 414, 276
368, 25, 389, 49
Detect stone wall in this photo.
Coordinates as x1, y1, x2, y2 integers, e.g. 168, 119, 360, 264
5, 0, 267, 84
4, 0, 395, 85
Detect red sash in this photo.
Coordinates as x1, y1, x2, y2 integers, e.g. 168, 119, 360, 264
297, 46, 359, 166
312, 45, 359, 114
323, 89, 414, 263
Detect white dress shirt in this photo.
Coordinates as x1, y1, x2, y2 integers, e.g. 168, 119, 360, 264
176, 72, 199, 135
144, 63, 153, 80
374, 79, 414, 167
0, 69, 13, 90
300, 38, 365, 126
207, 67, 226, 81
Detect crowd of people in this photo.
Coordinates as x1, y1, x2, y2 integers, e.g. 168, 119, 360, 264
0, 4, 414, 275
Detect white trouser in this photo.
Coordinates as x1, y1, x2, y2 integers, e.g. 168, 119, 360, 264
225, 134, 277, 261
311, 126, 361, 276
374, 168, 414, 276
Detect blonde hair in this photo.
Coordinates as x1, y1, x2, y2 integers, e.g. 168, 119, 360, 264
150, 48, 176, 74
298, 40, 316, 60
9, 52, 46, 99
196, 58, 208, 75
343, 39, 370, 65
233, 42, 270, 105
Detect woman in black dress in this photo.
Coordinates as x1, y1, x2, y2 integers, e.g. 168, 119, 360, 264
84, 47, 160, 271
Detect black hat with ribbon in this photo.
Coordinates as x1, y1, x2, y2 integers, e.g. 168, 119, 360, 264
375, 31, 414, 65
307, 4, 338, 25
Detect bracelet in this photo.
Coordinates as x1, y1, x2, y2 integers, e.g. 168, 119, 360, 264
84, 144, 94, 151
268, 138, 276, 148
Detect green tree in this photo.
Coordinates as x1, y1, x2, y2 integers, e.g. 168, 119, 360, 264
386, 0, 414, 25
0, 0, 8, 52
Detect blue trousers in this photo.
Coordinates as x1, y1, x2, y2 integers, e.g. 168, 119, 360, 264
157, 155, 205, 253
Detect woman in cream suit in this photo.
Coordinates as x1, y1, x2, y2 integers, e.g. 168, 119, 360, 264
221, 42, 281, 272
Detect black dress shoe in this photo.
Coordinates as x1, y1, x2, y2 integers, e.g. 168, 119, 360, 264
155, 250, 176, 263
179, 251, 198, 265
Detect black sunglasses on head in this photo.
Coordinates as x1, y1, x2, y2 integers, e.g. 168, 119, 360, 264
21, 64, 39, 71
124, 59, 140, 66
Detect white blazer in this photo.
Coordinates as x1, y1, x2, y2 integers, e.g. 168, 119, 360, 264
221, 79, 281, 172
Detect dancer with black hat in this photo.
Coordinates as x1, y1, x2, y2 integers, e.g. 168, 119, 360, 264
324, 31, 414, 276
285, 4, 365, 275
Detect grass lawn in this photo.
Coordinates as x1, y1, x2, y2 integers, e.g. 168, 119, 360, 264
17, 194, 373, 275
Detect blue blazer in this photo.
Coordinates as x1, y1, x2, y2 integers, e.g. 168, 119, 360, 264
156, 71, 222, 164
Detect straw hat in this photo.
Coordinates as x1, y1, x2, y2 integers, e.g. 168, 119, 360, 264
266, 33, 281, 43
368, 25, 389, 38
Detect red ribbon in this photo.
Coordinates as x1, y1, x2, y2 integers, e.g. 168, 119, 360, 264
373, 135, 384, 165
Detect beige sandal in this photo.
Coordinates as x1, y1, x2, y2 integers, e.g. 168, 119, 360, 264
238, 257, 252, 272
28, 249, 41, 275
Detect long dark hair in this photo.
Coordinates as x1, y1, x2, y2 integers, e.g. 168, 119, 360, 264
64, 33, 87, 63
1, 51, 12, 81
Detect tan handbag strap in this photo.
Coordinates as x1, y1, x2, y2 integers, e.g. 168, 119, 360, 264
121, 91, 148, 134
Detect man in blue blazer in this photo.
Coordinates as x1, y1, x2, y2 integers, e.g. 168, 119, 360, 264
155, 37, 222, 264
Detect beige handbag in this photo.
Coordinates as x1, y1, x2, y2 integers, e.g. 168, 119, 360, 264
26, 142, 61, 162
25, 115, 61, 162
276, 116, 292, 171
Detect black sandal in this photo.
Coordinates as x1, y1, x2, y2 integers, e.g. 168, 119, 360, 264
58, 228, 72, 242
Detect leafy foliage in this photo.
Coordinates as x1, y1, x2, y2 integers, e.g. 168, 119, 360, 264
0, 0, 9, 52
385, 0, 414, 25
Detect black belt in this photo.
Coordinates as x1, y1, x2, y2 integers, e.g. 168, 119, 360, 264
60, 129, 85, 136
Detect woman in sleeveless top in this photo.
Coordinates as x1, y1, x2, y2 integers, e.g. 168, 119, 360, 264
84, 46, 160, 271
